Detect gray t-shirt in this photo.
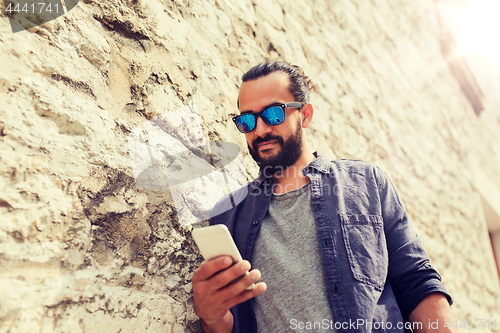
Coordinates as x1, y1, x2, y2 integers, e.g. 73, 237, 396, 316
251, 184, 336, 332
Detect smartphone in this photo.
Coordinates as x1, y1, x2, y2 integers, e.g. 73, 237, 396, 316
192, 224, 254, 290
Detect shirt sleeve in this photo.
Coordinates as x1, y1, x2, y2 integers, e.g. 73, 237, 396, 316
375, 166, 452, 321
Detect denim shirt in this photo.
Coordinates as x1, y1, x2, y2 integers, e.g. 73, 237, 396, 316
209, 153, 451, 333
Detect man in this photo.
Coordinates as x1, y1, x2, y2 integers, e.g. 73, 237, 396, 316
192, 62, 458, 333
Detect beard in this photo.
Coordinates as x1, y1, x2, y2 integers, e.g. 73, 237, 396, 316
248, 120, 303, 176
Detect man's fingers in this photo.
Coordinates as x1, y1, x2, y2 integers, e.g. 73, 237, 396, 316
193, 259, 257, 296
193, 262, 266, 324
210, 260, 251, 290
192, 256, 234, 283
225, 281, 267, 309
220, 268, 262, 299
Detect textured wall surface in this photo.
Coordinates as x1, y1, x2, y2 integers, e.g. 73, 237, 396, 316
1, 0, 500, 332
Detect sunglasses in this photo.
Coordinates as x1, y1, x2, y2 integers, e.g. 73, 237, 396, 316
232, 102, 305, 133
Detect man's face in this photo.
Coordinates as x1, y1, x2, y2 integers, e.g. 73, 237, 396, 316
237, 72, 304, 175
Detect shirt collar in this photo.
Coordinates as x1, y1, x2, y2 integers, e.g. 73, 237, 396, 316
251, 151, 330, 190
252, 169, 273, 190
302, 151, 330, 175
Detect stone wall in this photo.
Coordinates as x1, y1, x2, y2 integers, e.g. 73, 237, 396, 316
1, 0, 499, 332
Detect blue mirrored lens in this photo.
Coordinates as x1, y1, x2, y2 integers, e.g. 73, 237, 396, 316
262, 106, 285, 125
236, 114, 256, 133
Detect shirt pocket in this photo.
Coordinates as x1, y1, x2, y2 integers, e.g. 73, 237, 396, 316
340, 214, 388, 291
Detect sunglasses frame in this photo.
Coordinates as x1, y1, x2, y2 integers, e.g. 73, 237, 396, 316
232, 102, 305, 133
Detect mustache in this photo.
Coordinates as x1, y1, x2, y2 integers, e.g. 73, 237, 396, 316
251, 135, 285, 151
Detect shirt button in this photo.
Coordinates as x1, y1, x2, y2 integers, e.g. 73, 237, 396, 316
253, 220, 259, 226
315, 204, 321, 211
333, 285, 339, 293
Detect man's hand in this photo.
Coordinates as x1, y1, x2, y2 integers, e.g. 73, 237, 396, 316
192, 256, 267, 333
409, 292, 459, 333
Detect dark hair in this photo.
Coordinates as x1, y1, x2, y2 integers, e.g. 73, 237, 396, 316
241, 61, 316, 103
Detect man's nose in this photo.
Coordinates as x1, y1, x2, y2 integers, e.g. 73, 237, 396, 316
254, 116, 272, 137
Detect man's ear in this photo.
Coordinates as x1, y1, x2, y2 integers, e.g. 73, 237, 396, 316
301, 103, 314, 129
